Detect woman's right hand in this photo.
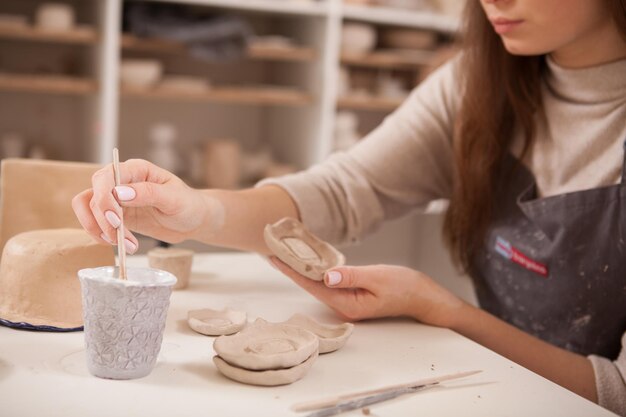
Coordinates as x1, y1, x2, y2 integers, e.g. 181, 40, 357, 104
72, 159, 217, 253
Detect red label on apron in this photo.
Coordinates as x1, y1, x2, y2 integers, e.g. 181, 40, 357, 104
495, 237, 548, 277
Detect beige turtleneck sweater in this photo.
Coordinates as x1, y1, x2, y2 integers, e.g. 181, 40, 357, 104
260, 56, 626, 414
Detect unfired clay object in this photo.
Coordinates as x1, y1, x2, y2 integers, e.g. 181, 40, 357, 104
284, 314, 354, 354
341, 23, 377, 54
0, 229, 114, 329
120, 59, 163, 89
213, 350, 317, 386
0, 159, 101, 254
264, 218, 345, 281
204, 140, 241, 189
35, 3, 75, 31
148, 247, 193, 290
213, 319, 319, 370
187, 308, 246, 336
79, 266, 176, 380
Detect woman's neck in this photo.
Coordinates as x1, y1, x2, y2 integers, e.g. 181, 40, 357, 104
551, 21, 626, 69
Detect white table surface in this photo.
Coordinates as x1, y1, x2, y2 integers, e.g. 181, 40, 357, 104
0, 253, 615, 417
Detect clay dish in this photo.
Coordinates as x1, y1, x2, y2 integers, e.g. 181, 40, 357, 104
264, 217, 345, 281
187, 308, 246, 336
213, 319, 319, 370
285, 314, 354, 354
213, 350, 317, 386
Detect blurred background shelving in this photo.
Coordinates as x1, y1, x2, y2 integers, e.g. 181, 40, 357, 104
0, 0, 472, 301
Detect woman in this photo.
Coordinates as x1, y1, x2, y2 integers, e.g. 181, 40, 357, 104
73, 0, 626, 413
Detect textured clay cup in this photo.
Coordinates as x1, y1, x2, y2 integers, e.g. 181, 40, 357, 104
78, 266, 177, 380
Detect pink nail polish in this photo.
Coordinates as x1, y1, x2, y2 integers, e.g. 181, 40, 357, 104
105, 211, 121, 228
327, 271, 342, 286
124, 239, 137, 254
115, 186, 136, 201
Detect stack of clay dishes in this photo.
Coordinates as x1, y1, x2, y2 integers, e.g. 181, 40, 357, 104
213, 319, 319, 386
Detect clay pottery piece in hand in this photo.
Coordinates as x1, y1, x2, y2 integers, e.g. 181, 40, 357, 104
213, 318, 319, 370
78, 266, 177, 380
213, 349, 318, 386
148, 247, 193, 290
264, 217, 345, 281
284, 314, 354, 354
187, 308, 246, 336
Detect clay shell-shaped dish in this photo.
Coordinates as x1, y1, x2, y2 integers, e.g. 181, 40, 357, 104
213, 320, 319, 370
187, 308, 246, 336
213, 350, 318, 386
285, 314, 354, 354
264, 217, 345, 281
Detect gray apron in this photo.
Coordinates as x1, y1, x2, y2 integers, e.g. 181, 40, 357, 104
470, 142, 626, 358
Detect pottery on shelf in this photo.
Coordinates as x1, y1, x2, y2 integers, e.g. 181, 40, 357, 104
341, 23, 377, 55
213, 319, 319, 370
284, 314, 354, 354
0, 14, 29, 30
213, 349, 318, 386
120, 59, 163, 89
264, 217, 345, 281
35, 3, 75, 31
380, 28, 439, 50
148, 247, 193, 290
204, 139, 241, 189
187, 308, 246, 336
158, 75, 210, 93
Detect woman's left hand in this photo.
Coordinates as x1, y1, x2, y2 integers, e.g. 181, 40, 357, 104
270, 257, 469, 327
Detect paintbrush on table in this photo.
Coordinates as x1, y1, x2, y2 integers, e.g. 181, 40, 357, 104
292, 369, 482, 413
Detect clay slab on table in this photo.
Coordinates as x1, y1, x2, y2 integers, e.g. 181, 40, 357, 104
187, 308, 246, 336
148, 247, 193, 290
264, 217, 345, 281
213, 319, 319, 370
284, 314, 354, 354
213, 349, 318, 386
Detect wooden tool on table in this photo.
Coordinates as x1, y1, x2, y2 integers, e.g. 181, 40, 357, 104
292, 369, 482, 414
112, 148, 127, 280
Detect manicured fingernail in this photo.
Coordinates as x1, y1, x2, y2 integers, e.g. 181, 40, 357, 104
115, 186, 136, 201
100, 233, 113, 244
327, 271, 342, 286
124, 239, 137, 254
105, 211, 121, 228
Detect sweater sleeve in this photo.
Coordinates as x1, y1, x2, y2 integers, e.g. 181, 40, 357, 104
257, 58, 460, 245
588, 332, 626, 416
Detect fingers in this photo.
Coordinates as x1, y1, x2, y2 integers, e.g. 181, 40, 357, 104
113, 181, 179, 214
72, 188, 138, 253
269, 257, 348, 306
324, 265, 383, 292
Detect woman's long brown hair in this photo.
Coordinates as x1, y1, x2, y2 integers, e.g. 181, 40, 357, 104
443, 0, 626, 272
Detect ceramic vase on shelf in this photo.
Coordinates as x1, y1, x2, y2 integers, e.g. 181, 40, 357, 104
204, 139, 241, 190
147, 123, 183, 176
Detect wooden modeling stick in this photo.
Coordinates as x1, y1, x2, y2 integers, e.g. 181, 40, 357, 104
112, 148, 127, 280
291, 369, 482, 412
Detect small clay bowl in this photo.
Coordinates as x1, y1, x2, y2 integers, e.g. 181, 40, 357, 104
187, 308, 246, 336
285, 314, 354, 354
264, 217, 345, 281
213, 350, 318, 386
148, 247, 193, 290
213, 319, 319, 370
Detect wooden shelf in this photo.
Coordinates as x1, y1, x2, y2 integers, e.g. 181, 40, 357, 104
0, 73, 97, 95
0, 25, 97, 44
342, 4, 459, 33
122, 85, 312, 107
145, 0, 329, 16
121, 34, 316, 62
337, 95, 404, 112
341, 49, 433, 70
